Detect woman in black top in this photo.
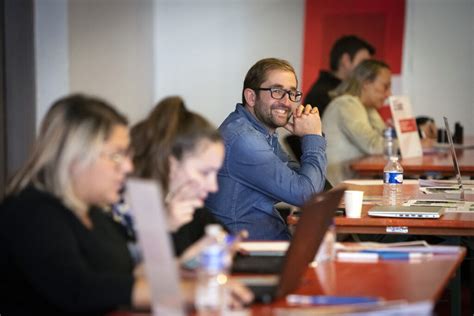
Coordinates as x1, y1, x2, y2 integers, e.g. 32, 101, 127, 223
0, 94, 251, 315
0, 95, 150, 315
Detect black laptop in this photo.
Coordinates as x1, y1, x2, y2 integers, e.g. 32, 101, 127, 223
232, 187, 345, 303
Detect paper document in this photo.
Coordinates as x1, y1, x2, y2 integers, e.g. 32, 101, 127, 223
433, 142, 474, 150
238, 241, 289, 256
343, 179, 419, 186
336, 241, 462, 254
404, 199, 474, 212
274, 300, 433, 316
389, 96, 423, 158
418, 179, 474, 194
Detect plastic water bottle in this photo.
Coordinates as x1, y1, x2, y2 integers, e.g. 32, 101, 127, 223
383, 157, 404, 206
383, 127, 396, 159
195, 225, 230, 315
315, 221, 336, 264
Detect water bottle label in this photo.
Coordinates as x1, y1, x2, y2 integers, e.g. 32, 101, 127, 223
200, 246, 226, 271
384, 172, 403, 184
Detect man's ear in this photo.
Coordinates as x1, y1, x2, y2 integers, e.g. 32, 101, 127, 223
243, 88, 257, 107
339, 52, 351, 70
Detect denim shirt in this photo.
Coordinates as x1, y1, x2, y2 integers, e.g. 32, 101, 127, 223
205, 104, 327, 240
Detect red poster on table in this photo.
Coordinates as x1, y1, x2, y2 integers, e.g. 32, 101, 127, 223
389, 96, 423, 158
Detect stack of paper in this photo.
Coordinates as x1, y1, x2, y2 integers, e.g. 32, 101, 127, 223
237, 241, 289, 256
336, 241, 462, 262
418, 179, 474, 195
404, 199, 474, 213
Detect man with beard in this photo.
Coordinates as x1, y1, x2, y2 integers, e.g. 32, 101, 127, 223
206, 58, 327, 240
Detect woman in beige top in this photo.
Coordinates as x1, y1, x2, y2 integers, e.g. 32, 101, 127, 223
322, 59, 391, 185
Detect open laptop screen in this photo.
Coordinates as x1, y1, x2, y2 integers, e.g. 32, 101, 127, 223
126, 178, 185, 316
443, 117, 465, 200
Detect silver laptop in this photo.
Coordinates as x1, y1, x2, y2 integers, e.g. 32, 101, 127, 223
126, 178, 185, 316
443, 117, 465, 200
368, 205, 444, 219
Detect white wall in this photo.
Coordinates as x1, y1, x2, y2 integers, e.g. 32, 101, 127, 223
35, 0, 473, 135
153, 0, 305, 127
35, 0, 69, 130
68, 0, 155, 124
402, 0, 474, 134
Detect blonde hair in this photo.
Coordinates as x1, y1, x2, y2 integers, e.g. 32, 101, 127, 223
330, 59, 389, 98
7, 94, 128, 215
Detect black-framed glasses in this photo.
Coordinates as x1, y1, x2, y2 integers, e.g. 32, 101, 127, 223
254, 87, 303, 102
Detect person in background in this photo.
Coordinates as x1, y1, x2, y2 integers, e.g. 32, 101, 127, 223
416, 116, 438, 140
130, 96, 253, 307
131, 96, 226, 257
0, 94, 151, 315
0, 94, 252, 315
206, 58, 327, 240
304, 35, 375, 117
323, 59, 391, 185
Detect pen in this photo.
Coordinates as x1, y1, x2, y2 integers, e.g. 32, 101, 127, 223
361, 250, 433, 260
286, 294, 380, 305
337, 251, 432, 262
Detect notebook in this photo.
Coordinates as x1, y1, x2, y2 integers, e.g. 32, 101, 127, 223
367, 205, 444, 219
126, 178, 185, 316
233, 187, 345, 303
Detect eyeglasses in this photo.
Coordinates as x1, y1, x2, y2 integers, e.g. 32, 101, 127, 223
254, 87, 303, 102
101, 148, 133, 166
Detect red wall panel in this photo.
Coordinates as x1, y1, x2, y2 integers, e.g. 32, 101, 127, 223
302, 0, 405, 93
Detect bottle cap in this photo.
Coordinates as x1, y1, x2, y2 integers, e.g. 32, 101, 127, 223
205, 224, 223, 237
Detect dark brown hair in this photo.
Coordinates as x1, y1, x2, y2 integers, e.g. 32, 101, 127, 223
242, 58, 297, 105
131, 96, 222, 192
330, 35, 375, 71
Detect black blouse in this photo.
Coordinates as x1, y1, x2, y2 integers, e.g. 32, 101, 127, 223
0, 186, 134, 316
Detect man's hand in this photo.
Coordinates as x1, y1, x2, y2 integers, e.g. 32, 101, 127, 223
284, 104, 322, 136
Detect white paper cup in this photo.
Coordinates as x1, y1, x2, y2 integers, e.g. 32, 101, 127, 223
344, 190, 364, 218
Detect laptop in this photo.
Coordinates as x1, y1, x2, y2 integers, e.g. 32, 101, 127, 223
233, 187, 345, 303
126, 178, 185, 316
368, 205, 444, 219
443, 116, 465, 200
367, 117, 466, 219
415, 117, 468, 198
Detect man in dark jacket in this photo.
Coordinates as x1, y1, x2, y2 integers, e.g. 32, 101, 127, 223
304, 35, 375, 117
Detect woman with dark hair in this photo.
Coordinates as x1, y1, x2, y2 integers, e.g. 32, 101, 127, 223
131, 96, 227, 256
0, 94, 151, 315
130, 96, 253, 308
323, 59, 392, 185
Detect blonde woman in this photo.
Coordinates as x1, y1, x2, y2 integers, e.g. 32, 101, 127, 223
0, 94, 149, 314
323, 59, 391, 185
0, 94, 252, 315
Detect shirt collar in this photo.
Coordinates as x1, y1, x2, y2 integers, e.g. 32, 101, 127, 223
235, 103, 278, 138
